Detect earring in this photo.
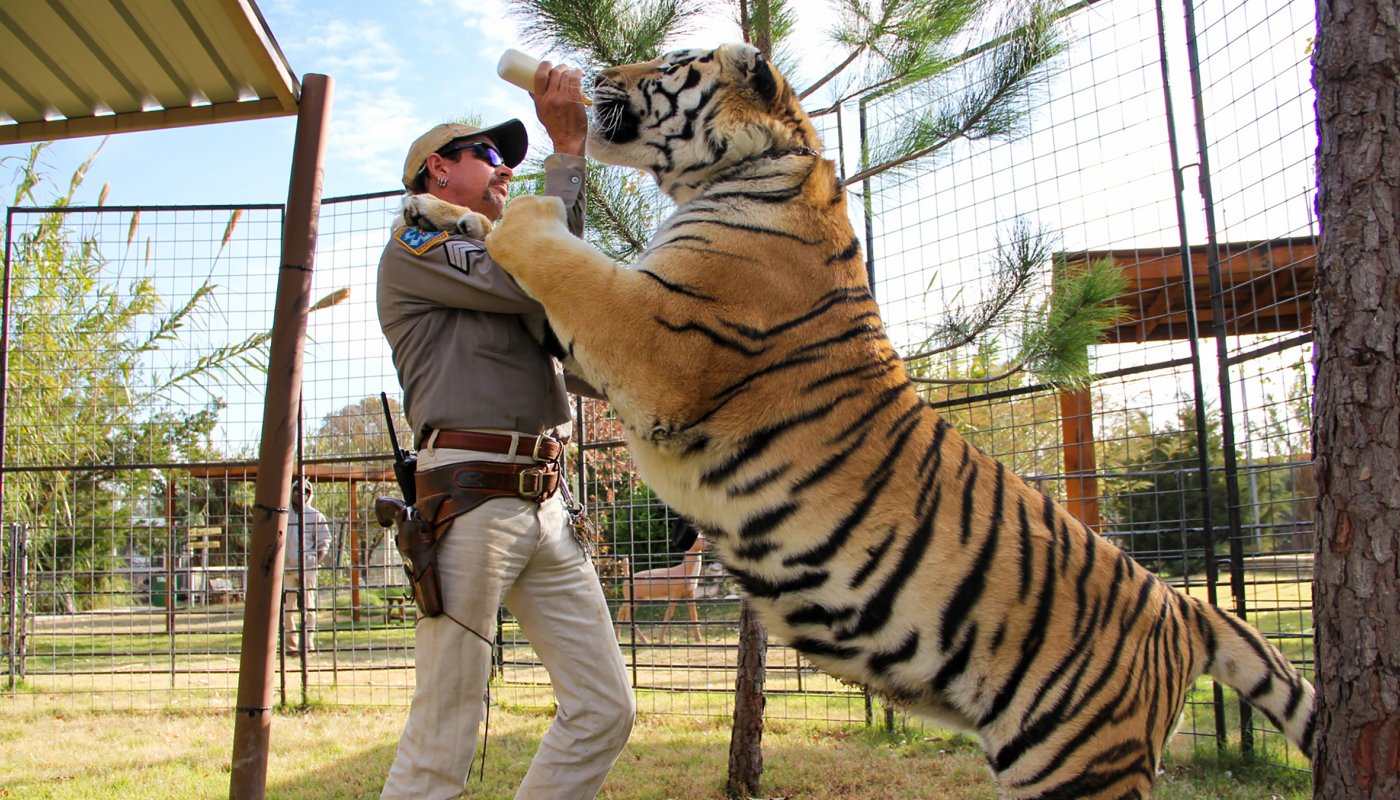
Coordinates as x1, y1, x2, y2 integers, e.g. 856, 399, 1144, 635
436, 175, 448, 187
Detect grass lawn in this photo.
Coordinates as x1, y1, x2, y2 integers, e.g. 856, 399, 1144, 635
0, 703, 1310, 799
3, 571, 1314, 797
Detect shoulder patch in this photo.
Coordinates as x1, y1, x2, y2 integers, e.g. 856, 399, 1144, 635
394, 226, 450, 255
444, 240, 483, 274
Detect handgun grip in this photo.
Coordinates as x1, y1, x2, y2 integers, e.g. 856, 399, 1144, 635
374, 496, 409, 528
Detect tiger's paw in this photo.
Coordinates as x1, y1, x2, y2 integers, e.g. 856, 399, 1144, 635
395, 194, 494, 240
486, 195, 573, 273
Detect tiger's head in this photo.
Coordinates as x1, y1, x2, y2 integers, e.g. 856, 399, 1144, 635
589, 43, 823, 202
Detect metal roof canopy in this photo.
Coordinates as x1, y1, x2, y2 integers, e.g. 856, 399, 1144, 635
0, 0, 299, 144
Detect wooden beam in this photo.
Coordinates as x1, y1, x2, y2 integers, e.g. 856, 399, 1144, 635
1058, 389, 1101, 531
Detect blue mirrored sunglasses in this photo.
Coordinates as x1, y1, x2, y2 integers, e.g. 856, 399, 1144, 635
439, 141, 505, 167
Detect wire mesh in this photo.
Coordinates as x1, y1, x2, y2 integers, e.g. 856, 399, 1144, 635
2, 0, 1317, 771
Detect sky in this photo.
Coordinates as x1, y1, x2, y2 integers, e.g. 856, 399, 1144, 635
0, 0, 838, 208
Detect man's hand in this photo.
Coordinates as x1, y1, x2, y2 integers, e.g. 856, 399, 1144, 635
533, 61, 587, 157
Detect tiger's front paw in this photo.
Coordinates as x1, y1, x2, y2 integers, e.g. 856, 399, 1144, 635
395, 194, 494, 240
485, 195, 572, 272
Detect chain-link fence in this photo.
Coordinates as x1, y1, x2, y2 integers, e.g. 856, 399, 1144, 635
3, 0, 1315, 769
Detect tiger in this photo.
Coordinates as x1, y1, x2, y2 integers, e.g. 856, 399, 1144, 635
410, 42, 1317, 799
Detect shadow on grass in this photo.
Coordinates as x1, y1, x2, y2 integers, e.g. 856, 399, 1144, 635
262, 715, 1000, 800
264, 730, 541, 800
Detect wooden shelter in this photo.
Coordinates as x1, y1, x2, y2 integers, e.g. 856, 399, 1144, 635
1056, 236, 1317, 529
184, 463, 396, 622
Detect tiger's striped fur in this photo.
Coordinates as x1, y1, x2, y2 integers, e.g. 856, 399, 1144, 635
480, 43, 1314, 799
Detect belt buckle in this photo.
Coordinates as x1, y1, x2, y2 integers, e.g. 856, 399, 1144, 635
518, 467, 545, 499
530, 435, 557, 463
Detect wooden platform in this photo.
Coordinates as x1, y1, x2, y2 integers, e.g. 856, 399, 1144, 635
1060, 235, 1316, 344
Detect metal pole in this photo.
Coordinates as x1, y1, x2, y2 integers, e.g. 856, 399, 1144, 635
1154, 0, 1228, 750
15, 524, 25, 678
1179, 0, 1254, 754
6, 524, 15, 687
2, 210, 15, 656
858, 99, 877, 297
229, 72, 333, 800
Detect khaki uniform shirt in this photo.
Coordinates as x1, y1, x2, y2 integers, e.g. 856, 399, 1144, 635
377, 153, 586, 446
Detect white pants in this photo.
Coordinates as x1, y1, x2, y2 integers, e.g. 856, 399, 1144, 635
282, 567, 318, 651
381, 446, 635, 800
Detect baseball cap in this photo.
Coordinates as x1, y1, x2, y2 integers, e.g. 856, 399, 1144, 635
401, 120, 529, 189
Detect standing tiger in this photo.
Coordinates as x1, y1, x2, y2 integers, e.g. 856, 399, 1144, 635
411, 42, 1315, 799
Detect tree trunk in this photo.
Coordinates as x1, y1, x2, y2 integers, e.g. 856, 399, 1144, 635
727, 599, 766, 799
1310, 2, 1400, 798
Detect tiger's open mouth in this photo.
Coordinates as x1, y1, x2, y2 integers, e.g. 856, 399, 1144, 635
590, 82, 639, 144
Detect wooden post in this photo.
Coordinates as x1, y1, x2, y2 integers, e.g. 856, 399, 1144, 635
229, 73, 332, 800
349, 479, 361, 623
1058, 388, 1101, 530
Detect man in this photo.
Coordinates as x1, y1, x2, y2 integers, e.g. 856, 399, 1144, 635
283, 478, 331, 655
376, 60, 634, 799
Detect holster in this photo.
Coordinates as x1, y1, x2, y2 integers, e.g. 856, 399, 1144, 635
373, 459, 560, 618
375, 496, 448, 617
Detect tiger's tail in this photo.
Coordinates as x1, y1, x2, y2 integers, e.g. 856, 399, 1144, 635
1189, 593, 1315, 758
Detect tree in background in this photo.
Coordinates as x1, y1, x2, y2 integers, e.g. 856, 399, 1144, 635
1310, 0, 1399, 795
1100, 405, 1230, 575
301, 395, 409, 575
2, 143, 269, 610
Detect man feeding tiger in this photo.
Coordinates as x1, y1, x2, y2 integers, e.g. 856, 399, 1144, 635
401, 43, 1315, 799
374, 58, 634, 799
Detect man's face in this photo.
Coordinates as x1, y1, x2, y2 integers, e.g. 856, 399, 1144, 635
428, 136, 514, 220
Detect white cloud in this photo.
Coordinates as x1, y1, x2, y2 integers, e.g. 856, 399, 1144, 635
302, 20, 407, 82
423, 0, 522, 58
324, 86, 430, 191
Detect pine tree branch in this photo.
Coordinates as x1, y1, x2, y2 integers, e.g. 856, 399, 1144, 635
910, 359, 1026, 386
587, 180, 648, 255
798, 45, 868, 101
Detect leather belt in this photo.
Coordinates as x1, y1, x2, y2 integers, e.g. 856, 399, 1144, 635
429, 429, 562, 463
414, 459, 561, 507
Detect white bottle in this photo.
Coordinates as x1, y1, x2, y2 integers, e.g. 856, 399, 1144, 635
497, 49, 592, 105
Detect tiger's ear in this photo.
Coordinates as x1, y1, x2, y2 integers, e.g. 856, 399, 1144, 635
718, 42, 782, 107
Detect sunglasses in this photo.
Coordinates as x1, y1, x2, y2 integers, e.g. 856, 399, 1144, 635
439, 141, 505, 167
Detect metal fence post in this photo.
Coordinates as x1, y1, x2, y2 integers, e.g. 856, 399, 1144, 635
5, 524, 15, 687
1179, 0, 1255, 754
1154, 0, 1229, 751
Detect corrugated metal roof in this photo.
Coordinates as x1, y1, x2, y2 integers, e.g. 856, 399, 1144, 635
0, 0, 299, 144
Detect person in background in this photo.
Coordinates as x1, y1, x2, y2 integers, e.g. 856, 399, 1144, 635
376, 59, 634, 799
283, 477, 331, 655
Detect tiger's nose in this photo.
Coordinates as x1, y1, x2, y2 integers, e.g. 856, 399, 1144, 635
594, 71, 622, 90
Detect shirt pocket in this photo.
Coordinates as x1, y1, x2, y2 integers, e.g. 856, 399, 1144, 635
470, 311, 518, 355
